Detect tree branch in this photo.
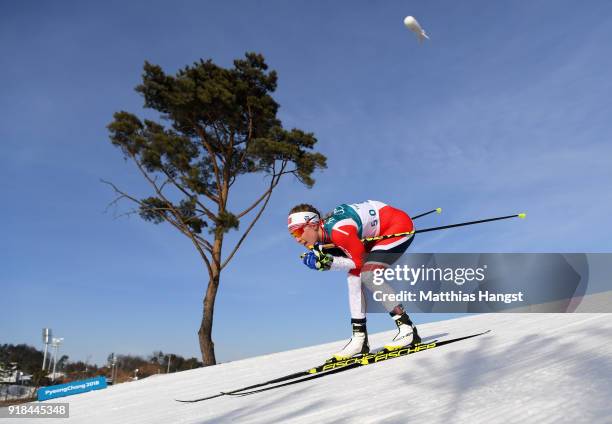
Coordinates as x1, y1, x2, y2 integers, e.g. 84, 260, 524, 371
102, 179, 185, 234
238, 105, 254, 164
221, 161, 286, 270
101, 175, 214, 265
193, 234, 213, 253
193, 122, 224, 205
235, 159, 290, 218
211, 123, 228, 166
236, 186, 273, 219
160, 167, 217, 221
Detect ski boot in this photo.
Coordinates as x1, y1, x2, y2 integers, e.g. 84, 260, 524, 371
383, 306, 421, 352
329, 319, 370, 363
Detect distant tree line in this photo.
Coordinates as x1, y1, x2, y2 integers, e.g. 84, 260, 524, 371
0, 344, 202, 385
0, 344, 43, 375
107, 351, 203, 382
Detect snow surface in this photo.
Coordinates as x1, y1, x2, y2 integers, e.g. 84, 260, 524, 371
4, 314, 612, 424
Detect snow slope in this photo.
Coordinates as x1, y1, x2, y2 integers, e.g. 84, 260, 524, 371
6, 314, 612, 424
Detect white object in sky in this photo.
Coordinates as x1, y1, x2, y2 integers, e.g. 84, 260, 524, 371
403, 15, 430, 42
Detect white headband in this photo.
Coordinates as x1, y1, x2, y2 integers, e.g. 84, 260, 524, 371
287, 211, 320, 231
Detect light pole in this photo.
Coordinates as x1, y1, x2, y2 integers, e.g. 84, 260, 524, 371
51, 337, 64, 382
167, 354, 172, 374
41, 329, 52, 370
110, 353, 117, 384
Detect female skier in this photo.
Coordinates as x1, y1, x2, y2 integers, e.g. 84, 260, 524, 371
288, 200, 421, 360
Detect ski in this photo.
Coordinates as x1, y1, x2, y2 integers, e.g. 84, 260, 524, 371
176, 331, 489, 403
175, 341, 433, 403
225, 331, 489, 396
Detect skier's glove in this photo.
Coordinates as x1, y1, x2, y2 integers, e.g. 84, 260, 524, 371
302, 244, 333, 271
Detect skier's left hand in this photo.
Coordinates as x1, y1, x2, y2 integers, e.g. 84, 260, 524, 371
302, 247, 333, 271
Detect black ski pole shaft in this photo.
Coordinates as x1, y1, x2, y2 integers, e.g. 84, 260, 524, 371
412, 207, 442, 220
415, 213, 525, 234
304, 212, 525, 252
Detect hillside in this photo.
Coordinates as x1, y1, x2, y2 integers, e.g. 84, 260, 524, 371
11, 314, 612, 424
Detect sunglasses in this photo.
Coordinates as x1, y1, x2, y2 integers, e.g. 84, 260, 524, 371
289, 216, 318, 238
290, 226, 306, 238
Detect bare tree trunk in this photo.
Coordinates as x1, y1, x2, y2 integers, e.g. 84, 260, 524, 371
198, 232, 223, 366
198, 270, 219, 365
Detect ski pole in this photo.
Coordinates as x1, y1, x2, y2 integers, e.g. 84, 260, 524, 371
412, 213, 526, 235
306, 212, 526, 251
411, 207, 442, 220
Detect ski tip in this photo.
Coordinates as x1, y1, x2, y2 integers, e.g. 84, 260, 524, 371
518, 213, 526, 219
222, 391, 250, 397
176, 392, 226, 403
436, 207, 442, 214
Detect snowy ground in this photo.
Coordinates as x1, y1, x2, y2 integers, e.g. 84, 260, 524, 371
2, 314, 611, 424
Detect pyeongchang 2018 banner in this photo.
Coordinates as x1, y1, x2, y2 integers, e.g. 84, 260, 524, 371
38, 376, 107, 401
360, 253, 612, 313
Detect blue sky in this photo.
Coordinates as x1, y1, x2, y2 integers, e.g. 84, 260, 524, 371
2, 0, 612, 366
